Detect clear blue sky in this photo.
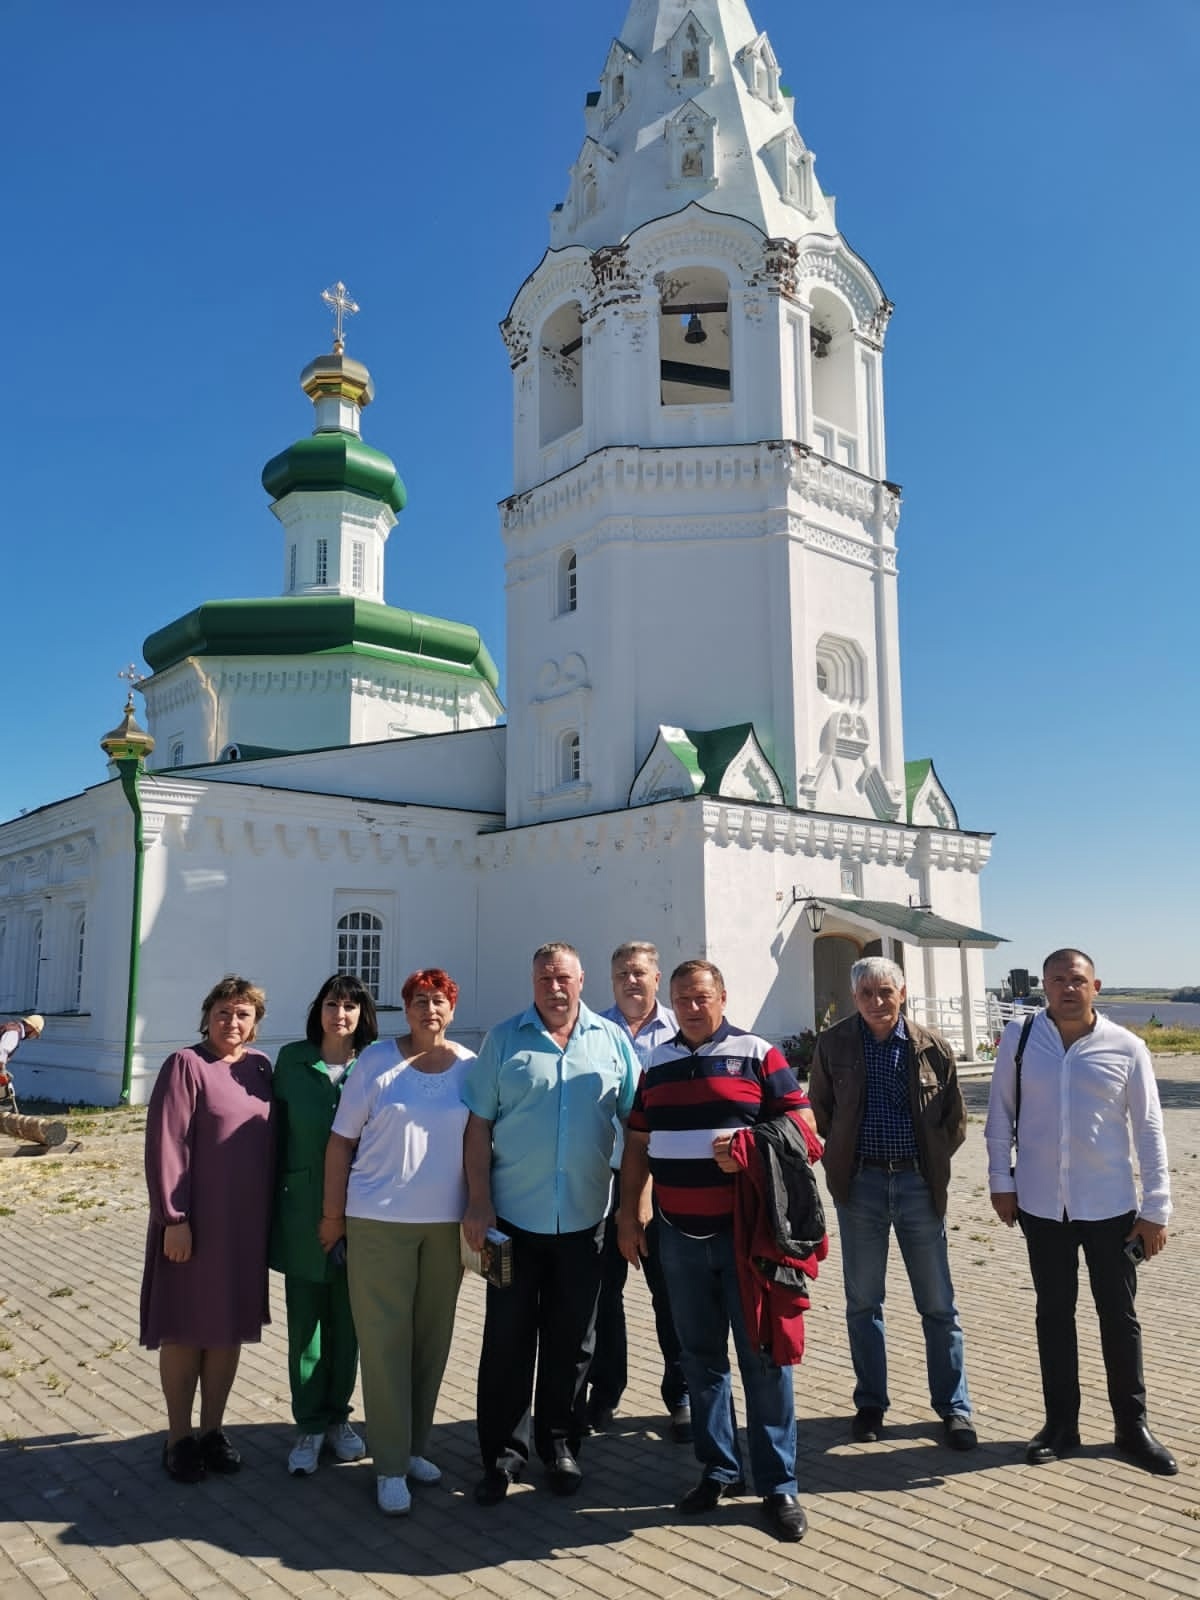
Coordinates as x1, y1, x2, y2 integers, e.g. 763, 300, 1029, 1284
5, 1, 1198, 986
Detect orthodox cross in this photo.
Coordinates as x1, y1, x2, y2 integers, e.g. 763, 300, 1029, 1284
118, 662, 144, 688
322, 281, 360, 354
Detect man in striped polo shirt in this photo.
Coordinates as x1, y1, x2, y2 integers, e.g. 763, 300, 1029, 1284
618, 960, 816, 1543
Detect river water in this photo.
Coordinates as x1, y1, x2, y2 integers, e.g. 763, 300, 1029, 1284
1095, 1000, 1200, 1028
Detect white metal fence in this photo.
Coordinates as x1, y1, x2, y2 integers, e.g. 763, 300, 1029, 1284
907, 995, 1040, 1063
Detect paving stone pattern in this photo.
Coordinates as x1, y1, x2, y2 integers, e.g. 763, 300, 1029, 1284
1, 1064, 1197, 1600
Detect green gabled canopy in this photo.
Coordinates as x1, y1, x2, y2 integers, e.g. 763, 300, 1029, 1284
143, 596, 499, 691
262, 432, 407, 513
685, 724, 758, 796
904, 758, 932, 822
819, 899, 1005, 948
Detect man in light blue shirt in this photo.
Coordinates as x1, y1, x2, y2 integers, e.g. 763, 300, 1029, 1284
585, 941, 691, 1442
463, 942, 637, 1505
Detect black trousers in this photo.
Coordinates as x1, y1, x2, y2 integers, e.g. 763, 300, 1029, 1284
588, 1181, 687, 1413
1019, 1208, 1146, 1434
477, 1217, 605, 1473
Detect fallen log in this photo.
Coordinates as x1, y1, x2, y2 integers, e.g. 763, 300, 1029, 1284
0, 1110, 68, 1147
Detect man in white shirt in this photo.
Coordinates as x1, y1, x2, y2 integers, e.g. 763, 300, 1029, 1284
984, 948, 1175, 1475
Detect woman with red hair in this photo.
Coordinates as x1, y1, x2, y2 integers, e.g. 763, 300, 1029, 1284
320, 970, 473, 1516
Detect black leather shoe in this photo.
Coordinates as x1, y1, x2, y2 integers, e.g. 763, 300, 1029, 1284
198, 1429, 241, 1474
669, 1403, 693, 1444
474, 1466, 515, 1505
851, 1407, 884, 1443
1115, 1424, 1178, 1476
677, 1475, 745, 1513
1025, 1424, 1081, 1465
763, 1493, 807, 1542
162, 1435, 206, 1483
545, 1442, 583, 1495
585, 1395, 615, 1434
943, 1414, 978, 1451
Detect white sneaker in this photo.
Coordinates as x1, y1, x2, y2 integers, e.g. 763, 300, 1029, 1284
407, 1455, 442, 1485
377, 1474, 411, 1515
288, 1433, 323, 1476
325, 1422, 366, 1463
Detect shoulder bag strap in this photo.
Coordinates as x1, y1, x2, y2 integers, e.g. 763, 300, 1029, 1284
1012, 1012, 1036, 1151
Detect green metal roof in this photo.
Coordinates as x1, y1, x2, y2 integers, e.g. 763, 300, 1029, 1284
143, 597, 499, 691
818, 899, 1006, 949
261, 431, 407, 513
686, 724, 758, 795
904, 758, 932, 823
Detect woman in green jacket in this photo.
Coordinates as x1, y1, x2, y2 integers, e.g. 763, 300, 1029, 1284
271, 973, 378, 1475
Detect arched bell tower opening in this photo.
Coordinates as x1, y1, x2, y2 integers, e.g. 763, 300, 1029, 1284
540, 301, 584, 444
809, 287, 858, 467
658, 266, 731, 407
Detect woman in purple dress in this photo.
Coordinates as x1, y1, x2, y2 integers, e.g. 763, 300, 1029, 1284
140, 975, 275, 1483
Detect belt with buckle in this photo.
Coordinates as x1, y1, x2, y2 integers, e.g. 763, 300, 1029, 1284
857, 1156, 921, 1173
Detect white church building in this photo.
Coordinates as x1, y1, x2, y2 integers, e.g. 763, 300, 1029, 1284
0, 0, 1001, 1106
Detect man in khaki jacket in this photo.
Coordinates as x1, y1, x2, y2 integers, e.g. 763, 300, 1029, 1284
807, 957, 975, 1449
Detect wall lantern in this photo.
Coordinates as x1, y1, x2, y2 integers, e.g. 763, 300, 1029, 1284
791, 886, 825, 933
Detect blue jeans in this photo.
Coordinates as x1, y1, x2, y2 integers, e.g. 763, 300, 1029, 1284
836, 1165, 970, 1419
657, 1222, 796, 1494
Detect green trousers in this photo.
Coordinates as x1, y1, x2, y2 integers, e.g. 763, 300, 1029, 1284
345, 1216, 463, 1477
284, 1272, 359, 1433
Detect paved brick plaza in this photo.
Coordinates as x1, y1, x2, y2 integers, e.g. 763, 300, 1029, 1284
1, 1065, 1197, 1600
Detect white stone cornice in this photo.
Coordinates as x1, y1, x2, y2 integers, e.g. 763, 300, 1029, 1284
915, 830, 993, 873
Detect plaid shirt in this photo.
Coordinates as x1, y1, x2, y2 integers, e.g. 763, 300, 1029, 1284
856, 1015, 918, 1161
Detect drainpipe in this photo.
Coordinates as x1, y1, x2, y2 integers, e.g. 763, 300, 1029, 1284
113, 761, 147, 1103
100, 695, 156, 1104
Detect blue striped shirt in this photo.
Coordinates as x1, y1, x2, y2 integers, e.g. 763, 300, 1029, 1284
856, 1015, 918, 1161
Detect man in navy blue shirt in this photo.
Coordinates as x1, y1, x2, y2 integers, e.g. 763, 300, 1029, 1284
808, 956, 976, 1450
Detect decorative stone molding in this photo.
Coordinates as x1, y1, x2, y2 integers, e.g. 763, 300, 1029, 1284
737, 32, 783, 110
667, 12, 714, 87
762, 129, 816, 217
754, 238, 801, 298
533, 653, 590, 702
666, 100, 718, 190
796, 246, 886, 337
589, 243, 640, 305
628, 210, 764, 281
504, 248, 594, 363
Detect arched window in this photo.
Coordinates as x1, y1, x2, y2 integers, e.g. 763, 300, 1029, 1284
336, 911, 383, 999
659, 267, 731, 407
170, 740, 185, 768
540, 301, 584, 444
560, 731, 582, 786
71, 913, 86, 1012
558, 550, 578, 615
29, 916, 42, 1009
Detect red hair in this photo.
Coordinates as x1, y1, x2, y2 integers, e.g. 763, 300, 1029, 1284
401, 968, 460, 1009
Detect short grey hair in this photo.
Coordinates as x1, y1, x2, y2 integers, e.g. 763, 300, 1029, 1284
850, 956, 905, 992
532, 941, 581, 967
611, 940, 660, 968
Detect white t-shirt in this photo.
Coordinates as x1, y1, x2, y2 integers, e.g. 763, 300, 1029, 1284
332, 1038, 475, 1224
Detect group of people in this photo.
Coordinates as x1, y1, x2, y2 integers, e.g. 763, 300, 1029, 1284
138, 937, 1177, 1545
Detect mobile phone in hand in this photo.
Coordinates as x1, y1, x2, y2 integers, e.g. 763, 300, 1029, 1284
1123, 1235, 1146, 1265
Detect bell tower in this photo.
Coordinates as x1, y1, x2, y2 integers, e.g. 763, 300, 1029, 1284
501, 0, 905, 829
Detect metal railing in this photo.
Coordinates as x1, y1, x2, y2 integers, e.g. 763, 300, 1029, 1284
907, 995, 1040, 1062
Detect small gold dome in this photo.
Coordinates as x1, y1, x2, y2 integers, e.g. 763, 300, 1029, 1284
100, 693, 155, 762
